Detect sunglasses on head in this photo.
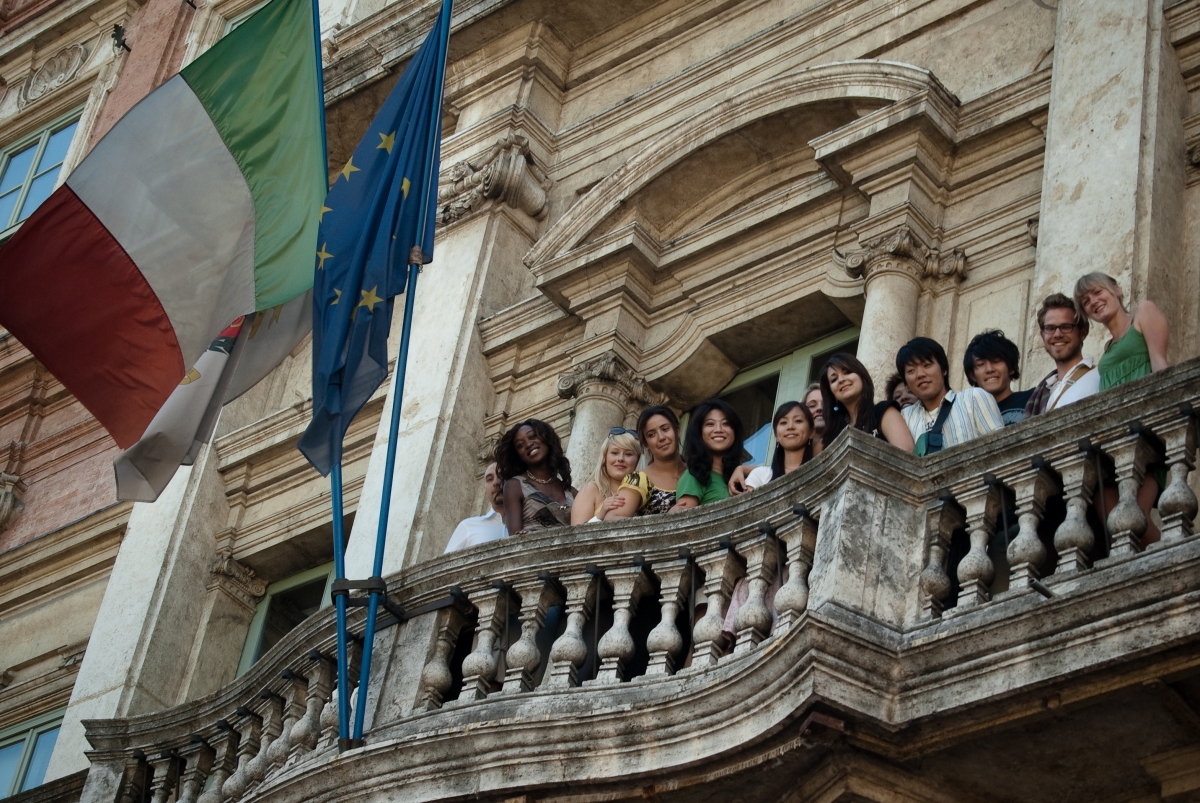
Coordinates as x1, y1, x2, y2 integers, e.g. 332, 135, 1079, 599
609, 427, 637, 437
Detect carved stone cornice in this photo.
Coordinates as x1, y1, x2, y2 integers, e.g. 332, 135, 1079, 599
556, 353, 668, 408
437, 135, 552, 224
18, 44, 87, 107
836, 225, 967, 288
208, 548, 267, 613
0, 472, 25, 534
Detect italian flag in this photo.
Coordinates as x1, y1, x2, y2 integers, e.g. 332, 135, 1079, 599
0, 0, 325, 449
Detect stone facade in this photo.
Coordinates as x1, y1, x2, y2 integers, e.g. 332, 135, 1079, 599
1, 0, 1200, 801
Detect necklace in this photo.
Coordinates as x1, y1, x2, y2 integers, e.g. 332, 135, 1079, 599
525, 472, 555, 485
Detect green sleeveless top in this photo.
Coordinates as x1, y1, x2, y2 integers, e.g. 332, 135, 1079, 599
1098, 325, 1152, 391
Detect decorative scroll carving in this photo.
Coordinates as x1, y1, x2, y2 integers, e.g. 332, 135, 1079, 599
556, 352, 669, 408
19, 44, 87, 107
209, 548, 267, 613
1027, 218, 1039, 247
437, 135, 551, 223
0, 472, 25, 533
836, 225, 968, 287
477, 433, 501, 466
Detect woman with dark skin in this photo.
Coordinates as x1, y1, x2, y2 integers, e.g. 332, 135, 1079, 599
495, 419, 575, 535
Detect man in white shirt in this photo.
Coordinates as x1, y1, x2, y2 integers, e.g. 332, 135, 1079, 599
897, 337, 1004, 453
1024, 293, 1101, 416
444, 462, 508, 553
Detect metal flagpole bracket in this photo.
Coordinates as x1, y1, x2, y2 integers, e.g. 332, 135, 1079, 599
330, 576, 405, 620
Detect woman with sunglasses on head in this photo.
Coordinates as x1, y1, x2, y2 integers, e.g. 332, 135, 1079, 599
608, 407, 687, 518
571, 428, 643, 524
496, 419, 576, 535
742, 401, 816, 490
670, 399, 745, 511
821, 353, 914, 451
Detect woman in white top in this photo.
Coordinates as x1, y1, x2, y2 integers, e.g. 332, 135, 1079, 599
570, 429, 643, 524
744, 401, 816, 490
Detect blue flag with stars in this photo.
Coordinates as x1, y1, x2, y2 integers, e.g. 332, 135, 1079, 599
298, 0, 451, 476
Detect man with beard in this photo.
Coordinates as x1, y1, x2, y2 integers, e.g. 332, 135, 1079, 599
1024, 293, 1101, 416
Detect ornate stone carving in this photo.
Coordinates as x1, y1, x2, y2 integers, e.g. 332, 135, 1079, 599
477, 433, 501, 466
1027, 218, 1039, 247
19, 44, 87, 107
837, 225, 967, 287
0, 472, 25, 534
556, 352, 668, 408
437, 135, 551, 224
209, 548, 268, 613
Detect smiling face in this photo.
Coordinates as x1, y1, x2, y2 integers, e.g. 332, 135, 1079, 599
513, 425, 547, 468
891, 381, 918, 409
970, 357, 1013, 398
1040, 307, 1085, 364
774, 407, 812, 452
1079, 284, 1124, 325
701, 408, 734, 454
804, 389, 825, 432
604, 442, 639, 481
642, 414, 679, 462
483, 462, 503, 508
904, 359, 947, 405
826, 365, 864, 405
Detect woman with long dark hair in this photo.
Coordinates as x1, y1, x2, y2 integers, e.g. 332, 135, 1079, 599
495, 419, 575, 534
608, 406, 687, 518
820, 353, 913, 451
743, 401, 815, 490
670, 399, 745, 511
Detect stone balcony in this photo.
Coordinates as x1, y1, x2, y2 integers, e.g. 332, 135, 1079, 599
73, 360, 1200, 803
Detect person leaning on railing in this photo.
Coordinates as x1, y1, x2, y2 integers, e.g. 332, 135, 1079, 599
963, 330, 1032, 426
443, 461, 509, 553
607, 406, 687, 518
898, 337, 1004, 455
496, 419, 576, 534
670, 399, 745, 511
570, 429, 642, 524
820, 352, 914, 451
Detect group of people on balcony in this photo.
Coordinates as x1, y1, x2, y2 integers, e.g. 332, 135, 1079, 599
446, 272, 1172, 552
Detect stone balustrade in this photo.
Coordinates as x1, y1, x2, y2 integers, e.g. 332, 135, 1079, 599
73, 360, 1200, 803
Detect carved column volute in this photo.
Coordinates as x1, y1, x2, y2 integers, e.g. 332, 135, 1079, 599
437, 134, 552, 223
558, 353, 668, 470
208, 548, 268, 614
839, 225, 967, 290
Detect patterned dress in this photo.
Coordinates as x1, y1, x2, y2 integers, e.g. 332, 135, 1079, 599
517, 475, 574, 531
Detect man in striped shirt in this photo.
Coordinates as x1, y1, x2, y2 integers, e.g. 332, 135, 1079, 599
897, 337, 1004, 452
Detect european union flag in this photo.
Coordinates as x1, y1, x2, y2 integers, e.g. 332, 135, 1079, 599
298, 0, 451, 476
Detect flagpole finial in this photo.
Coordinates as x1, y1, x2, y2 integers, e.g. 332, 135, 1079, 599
408, 246, 424, 265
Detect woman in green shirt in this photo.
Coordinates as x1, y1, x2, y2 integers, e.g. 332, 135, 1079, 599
670, 398, 745, 511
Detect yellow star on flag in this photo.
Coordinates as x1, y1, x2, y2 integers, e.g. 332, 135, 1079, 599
319, 204, 332, 221
340, 158, 360, 182
316, 243, 333, 270
331, 288, 342, 305
402, 177, 410, 198
357, 286, 383, 314
377, 131, 396, 154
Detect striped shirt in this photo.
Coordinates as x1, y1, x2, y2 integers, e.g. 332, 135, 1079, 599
902, 388, 1004, 450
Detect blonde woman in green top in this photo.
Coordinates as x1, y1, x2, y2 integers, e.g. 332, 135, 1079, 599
1074, 272, 1169, 390
1074, 272, 1170, 545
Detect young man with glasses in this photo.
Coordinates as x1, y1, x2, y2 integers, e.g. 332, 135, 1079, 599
1023, 293, 1101, 416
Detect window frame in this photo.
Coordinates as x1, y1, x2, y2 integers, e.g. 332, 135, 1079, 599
236, 562, 334, 676
0, 707, 66, 798
0, 108, 83, 242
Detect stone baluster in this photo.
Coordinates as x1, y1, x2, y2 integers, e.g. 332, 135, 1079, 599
147, 751, 179, 803
502, 576, 564, 693
196, 721, 237, 803
242, 695, 280, 791
1053, 447, 1100, 573
1155, 411, 1199, 543
644, 557, 692, 676
545, 571, 599, 688
953, 480, 1001, 608
176, 738, 215, 803
691, 546, 744, 668
593, 563, 652, 683
318, 639, 362, 749
289, 654, 333, 760
462, 583, 518, 699
920, 496, 965, 619
416, 605, 470, 711
1006, 462, 1059, 587
1103, 428, 1157, 556
775, 510, 818, 630
733, 529, 779, 653
221, 709, 260, 801
116, 756, 149, 803
263, 672, 307, 774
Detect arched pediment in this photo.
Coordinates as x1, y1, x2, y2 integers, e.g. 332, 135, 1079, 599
525, 60, 958, 273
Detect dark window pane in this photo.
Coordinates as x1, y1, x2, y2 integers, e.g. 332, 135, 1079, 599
37, 124, 77, 173
721, 374, 779, 465
19, 728, 58, 792
255, 577, 327, 661
0, 740, 23, 796
0, 144, 37, 196
17, 171, 57, 223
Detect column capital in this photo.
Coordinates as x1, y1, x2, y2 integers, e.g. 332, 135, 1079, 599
837, 225, 966, 289
208, 548, 267, 614
556, 352, 668, 408
437, 134, 552, 224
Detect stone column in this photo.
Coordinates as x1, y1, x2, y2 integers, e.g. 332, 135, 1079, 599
557, 353, 667, 476
1029, 0, 1187, 372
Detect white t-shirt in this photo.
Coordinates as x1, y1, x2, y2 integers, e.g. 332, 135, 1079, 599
745, 465, 775, 490
1047, 358, 1100, 410
443, 509, 508, 553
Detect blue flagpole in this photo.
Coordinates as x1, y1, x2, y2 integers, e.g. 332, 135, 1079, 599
351, 0, 452, 742
308, 0, 352, 750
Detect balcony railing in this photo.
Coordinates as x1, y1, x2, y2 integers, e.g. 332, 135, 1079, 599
74, 358, 1200, 803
